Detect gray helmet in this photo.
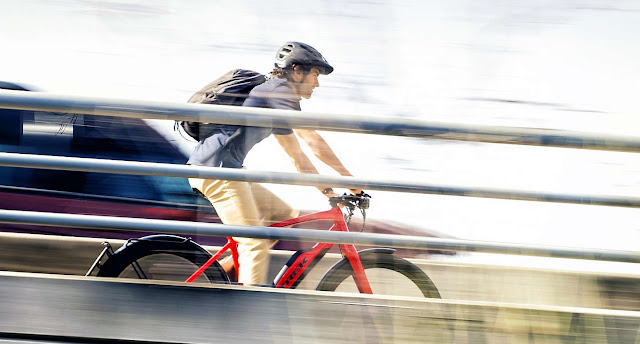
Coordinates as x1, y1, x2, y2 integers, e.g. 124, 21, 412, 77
275, 42, 334, 75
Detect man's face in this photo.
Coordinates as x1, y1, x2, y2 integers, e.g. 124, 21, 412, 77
295, 67, 321, 99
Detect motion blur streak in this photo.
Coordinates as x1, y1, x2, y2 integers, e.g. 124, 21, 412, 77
2, 0, 640, 249
2, 1, 640, 343
2, 233, 640, 343
2, 270, 640, 343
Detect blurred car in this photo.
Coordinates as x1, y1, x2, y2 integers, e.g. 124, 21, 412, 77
0, 82, 451, 255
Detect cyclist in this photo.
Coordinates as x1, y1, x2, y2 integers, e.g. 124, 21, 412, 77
188, 42, 360, 286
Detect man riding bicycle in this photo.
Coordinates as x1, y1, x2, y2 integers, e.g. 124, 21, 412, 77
188, 42, 361, 286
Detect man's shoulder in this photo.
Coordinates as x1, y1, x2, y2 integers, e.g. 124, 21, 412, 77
244, 77, 300, 110
251, 77, 294, 94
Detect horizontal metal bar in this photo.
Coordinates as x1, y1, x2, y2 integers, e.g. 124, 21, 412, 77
1, 209, 639, 263
0, 331, 168, 344
2, 89, 640, 152
5, 271, 640, 343
2, 152, 640, 208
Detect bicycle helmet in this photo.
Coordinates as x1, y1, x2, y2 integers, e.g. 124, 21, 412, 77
275, 41, 334, 75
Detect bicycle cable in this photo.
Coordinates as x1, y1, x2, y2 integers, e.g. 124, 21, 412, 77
360, 207, 366, 233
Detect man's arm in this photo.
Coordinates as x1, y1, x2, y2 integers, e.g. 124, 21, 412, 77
294, 129, 361, 194
275, 133, 340, 197
294, 129, 352, 176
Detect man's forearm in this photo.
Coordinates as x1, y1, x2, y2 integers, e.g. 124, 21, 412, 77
295, 129, 353, 176
316, 151, 352, 176
291, 154, 319, 175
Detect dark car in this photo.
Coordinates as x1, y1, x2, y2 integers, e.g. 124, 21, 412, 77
0, 82, 450, 255
0, 81, 216, 239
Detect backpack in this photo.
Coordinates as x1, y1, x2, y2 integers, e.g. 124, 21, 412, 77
177, 69, 266, 141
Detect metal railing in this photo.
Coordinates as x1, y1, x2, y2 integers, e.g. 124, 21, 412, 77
2, 270, 638, 343
1, 209, 640, 263
1, 152, 640, 208
2, 89, 640, 152
1, 90, 640, 262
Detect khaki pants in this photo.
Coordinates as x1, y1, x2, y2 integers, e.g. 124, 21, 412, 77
189, 177, 298, 286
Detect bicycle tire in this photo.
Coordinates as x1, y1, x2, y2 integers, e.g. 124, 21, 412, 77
97, 235, 229, 284
315, 252, 451, 343
316, 252, 440, 298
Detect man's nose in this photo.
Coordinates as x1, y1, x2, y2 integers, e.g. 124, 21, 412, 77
314, 78, 320, 87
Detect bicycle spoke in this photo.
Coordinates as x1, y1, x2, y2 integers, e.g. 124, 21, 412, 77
130, 260, 148, 279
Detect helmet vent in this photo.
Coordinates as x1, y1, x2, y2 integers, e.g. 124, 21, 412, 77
278, 47, 292, 60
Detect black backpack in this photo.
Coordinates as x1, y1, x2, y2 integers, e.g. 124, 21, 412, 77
177, 69, 266, 141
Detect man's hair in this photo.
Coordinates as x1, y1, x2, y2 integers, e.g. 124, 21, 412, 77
269, 64, 310, 81
269, 67, 290, 80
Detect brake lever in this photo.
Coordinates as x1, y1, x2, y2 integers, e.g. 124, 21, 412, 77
357, 192, 371, 209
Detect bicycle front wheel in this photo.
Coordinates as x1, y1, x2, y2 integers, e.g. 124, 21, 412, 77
315, 252, 450, 343
97, 235, 229, 284
316, 251, 440, 298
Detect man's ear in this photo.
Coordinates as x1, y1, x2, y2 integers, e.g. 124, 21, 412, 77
292, 65, 304, 83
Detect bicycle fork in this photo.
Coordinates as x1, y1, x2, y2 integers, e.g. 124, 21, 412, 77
340, 243, 373, 294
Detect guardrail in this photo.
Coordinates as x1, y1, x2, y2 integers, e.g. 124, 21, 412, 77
2, 152, 640, 208
2, 89, 640, 152
1, 209, 640, 263
3, 86, 640, 344
4, 271, 638, 344
1, 90, 640, 262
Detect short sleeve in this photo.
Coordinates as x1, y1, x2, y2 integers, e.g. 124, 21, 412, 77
267, 83, 298, 135
273, 127, 294, 135
265, 82, 297, 106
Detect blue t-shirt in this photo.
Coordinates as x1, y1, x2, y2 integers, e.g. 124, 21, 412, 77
187, 78, 298, 168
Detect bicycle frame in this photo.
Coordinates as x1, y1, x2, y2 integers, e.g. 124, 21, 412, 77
184, 206, 373, 294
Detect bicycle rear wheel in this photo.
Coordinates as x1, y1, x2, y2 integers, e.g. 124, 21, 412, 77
316, 251, 440, 298
97, 235, 229, 284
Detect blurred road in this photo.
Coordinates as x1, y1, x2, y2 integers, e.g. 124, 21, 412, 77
2, 232, 639, 311
1, 234, 640, 343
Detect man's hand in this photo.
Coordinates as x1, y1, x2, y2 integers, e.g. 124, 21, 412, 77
320, 188, 364, 199
324, 190, 341, 198
320, 187, 339, 199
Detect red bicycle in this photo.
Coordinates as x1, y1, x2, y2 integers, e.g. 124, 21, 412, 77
88, 193, 440, 298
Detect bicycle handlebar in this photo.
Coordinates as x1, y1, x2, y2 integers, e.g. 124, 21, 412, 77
329, 192, 371, 210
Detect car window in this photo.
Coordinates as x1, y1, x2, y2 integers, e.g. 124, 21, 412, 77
0, 104, 198, 206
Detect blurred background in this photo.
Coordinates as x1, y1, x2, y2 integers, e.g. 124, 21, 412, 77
2, 0, 640, 258
4, 2, 640, 342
